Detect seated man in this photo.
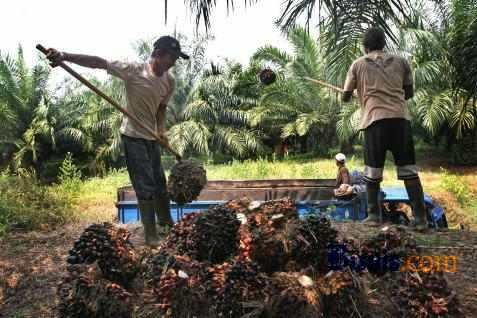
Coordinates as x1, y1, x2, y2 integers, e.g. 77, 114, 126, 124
335, 153, 351, 187
334, 153, 352, 199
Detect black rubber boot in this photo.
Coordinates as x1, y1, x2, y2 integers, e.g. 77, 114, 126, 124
138, 200, 159, 247
363, 182, 381, 224
404, 178, 428, 230
154, 194, 174, 234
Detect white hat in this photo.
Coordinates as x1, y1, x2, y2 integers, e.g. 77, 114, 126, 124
335, 153, 346, 162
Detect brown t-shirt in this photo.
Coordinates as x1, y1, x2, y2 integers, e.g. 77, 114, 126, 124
336, 166, 350, 188
107, 61, 175, 140
344, 51, 413, 130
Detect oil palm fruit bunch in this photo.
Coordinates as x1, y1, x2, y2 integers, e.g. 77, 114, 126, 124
163, 205, 240, 264
58, 265, 133, 318
190, 205, 241, 263
392, 271, 461, 317
260, 272, 321, 318
150, 254, 213, 317
238, 225, 253, 261
66, 223, 139, 286
318, 270, 367, 317
291, 215, 338, 273
148, 252, 206, 290
142, 249, 177, 284
247, 220, 288, 273
252, 198, 298, 220
161, 212, 199, 254
216, 260, 269, 317
168, 159, 207, 205
258, 68, 277, 85
359, 226, 416, 275
244, 199, 300, 273
155, 269, 186, 311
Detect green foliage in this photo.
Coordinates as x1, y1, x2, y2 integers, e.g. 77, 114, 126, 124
205, 155, 363, 180
451, 132, 477, 165
441, 169, 470, 205
250, 26, 339, 154
58, 152, 82, 194
59, 152, 82, 182
0, 46, 54, 172
0, 169, 76, 236
440, 168, 477, 223
3, 2, 477, 179
449, 0, 477, 99
169, 65, 265, 158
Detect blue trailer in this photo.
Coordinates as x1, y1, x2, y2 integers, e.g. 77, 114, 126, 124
116, 179, 447, 228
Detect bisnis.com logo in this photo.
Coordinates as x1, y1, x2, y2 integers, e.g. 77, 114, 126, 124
327, 244, 457, 273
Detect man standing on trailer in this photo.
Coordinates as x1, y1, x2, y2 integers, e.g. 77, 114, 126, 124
342, 27, 428, 229
46, 36, 190, 245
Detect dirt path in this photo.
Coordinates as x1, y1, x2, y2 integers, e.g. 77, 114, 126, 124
1, 222, 476, 317
0, 225, 84, 318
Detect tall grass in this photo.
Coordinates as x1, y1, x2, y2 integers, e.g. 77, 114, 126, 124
204, 155, 406, 184
441, 168, 477, 224
0, 169, 76, 236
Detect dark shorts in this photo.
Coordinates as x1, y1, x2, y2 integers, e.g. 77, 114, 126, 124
121, 134, 168, 201
363, 118, 418, 183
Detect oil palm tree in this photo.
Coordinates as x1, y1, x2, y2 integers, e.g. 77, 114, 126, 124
164, 0, 413, 36
54, 77, 124, 175
164, 0, 415, 83
249, 26, 340, 154
0, 46, 55, 171
168, 64, 265, 158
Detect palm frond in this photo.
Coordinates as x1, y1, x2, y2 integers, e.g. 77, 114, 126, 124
212, 125, 247, 157
413, 89, 453, 136
168, 120, 211, 155
252, 46, 292, 69
336, 101, 360, 141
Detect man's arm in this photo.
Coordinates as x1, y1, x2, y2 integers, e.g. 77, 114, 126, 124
341, 167, 351, 185
342, 91, 353, 102
62, 53, 108, 69
402, 58, 414, 100
403, 84, 414, 100
46, 49, 107, 69
342, 62, 357, 102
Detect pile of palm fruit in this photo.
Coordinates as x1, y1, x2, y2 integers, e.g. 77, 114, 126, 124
58, 198, 461, 318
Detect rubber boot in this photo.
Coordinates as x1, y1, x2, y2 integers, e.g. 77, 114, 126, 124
154, 194, 174, 234
363, 182, 381, 224
404, 178, 428, 230
138, 200, 159, 247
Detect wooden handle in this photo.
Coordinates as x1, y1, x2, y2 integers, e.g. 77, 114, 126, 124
303, 76, 357, 98
36, 44, 182, 161
303, 76, 344, 93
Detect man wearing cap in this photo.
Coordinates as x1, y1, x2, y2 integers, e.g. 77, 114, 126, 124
46, 36, 190, 246
333, 153, 353, 199
342, 27, 428, 229
334, 153, 350, 188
